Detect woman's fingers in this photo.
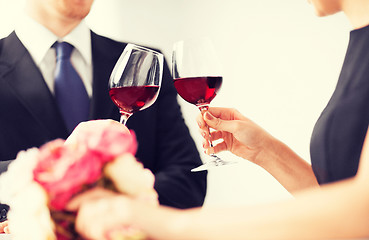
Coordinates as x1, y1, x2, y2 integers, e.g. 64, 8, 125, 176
202, 131, 223, 149
75, 196, 133, 240
205, 141, 227, 155
204, 111, 238, 134
0, 220, 8, 233
203, 137, 228, 155
209, 131, 223, 141
197, 113, 213, 143
196, 113, 207, 130
66, 188, 117, 211
75, 201, 102, 239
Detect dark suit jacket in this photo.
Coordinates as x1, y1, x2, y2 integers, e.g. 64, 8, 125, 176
0, 31, 207, 211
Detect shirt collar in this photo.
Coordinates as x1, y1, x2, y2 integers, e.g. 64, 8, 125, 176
15, 14, 92, 66
62, 21, 92, 66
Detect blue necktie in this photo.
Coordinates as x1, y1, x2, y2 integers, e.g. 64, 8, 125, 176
54, 42, 90, 133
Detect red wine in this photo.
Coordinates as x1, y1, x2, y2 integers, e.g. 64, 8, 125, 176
173, 76, 222, 106
109, 86, 160, 113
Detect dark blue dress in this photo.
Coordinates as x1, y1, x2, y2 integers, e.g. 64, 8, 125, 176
310, 24, 369, 184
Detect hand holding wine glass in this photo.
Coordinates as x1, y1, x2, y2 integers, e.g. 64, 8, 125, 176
109, 44, 164, 125
172, 38, 236, 171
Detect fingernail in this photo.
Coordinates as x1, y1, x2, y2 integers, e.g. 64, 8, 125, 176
202, 132, 206, 138
205, 112, 214, 121
197, 121, 202, 128
205, 148, 214, 155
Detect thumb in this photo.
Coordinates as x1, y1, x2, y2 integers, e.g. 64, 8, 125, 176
204, 111, 232, 132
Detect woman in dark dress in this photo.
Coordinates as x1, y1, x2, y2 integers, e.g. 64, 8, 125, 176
69, 0, 369, 239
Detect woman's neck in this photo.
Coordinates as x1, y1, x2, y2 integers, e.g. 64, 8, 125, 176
342, 0, 369, 29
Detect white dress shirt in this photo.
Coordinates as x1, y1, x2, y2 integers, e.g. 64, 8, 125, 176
14, 14, 93, 97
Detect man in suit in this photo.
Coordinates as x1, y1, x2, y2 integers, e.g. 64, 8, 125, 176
0, 0, 207, 217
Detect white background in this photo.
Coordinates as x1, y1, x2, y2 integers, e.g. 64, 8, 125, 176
0, 0, 352, 207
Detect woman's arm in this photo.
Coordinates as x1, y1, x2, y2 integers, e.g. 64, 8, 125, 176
75, 130, 369, 240
256, 133, 318, 193
126, 128, 369, 240
75, 115, 369, 239
197, 107, 318, 193
127, 179, 367, 240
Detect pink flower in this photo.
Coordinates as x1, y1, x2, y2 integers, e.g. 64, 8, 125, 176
66, 120, 137, 163
33, 120, 138, 210
33, 140, 103, 210
2, 120, 147, 240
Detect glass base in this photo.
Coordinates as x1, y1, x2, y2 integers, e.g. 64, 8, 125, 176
191, 154, 236, 172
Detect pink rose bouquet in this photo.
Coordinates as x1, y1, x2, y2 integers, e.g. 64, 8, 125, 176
0, 120, 157, 240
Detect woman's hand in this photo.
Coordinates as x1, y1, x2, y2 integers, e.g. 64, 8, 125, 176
197, 107, 319, 192
67, 188, 135, 240
196, 107, 273, 164
0, 220, 9, 234
77, 196, 135, 240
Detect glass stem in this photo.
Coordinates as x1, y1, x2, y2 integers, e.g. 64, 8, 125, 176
119, 111, 132, 126
198, 105, 214, 148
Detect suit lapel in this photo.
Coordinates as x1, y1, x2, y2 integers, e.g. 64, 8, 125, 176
0, 32, 68, 139
90, 32, 127, 120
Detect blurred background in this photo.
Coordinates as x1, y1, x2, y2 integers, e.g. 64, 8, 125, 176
0, 0, 351, 207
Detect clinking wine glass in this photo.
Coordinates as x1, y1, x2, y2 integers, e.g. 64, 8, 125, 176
109, 43, 164, 125
172, 38, 235, 172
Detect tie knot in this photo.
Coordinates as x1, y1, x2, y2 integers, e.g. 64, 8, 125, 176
55, 42, 74, 60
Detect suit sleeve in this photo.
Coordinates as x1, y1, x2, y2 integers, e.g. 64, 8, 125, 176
152, 59, 207, 209
0, 160, 12, 174
0, 160, 11, 222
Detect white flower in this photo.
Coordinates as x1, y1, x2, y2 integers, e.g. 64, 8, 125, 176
0, 148, 39, 204
0, 148, 56, 240
8, 182, 56, 240
104, 154, 157, 201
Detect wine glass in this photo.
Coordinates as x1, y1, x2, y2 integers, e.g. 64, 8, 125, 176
172, 38, 235, 172
109, 43, 164, 125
